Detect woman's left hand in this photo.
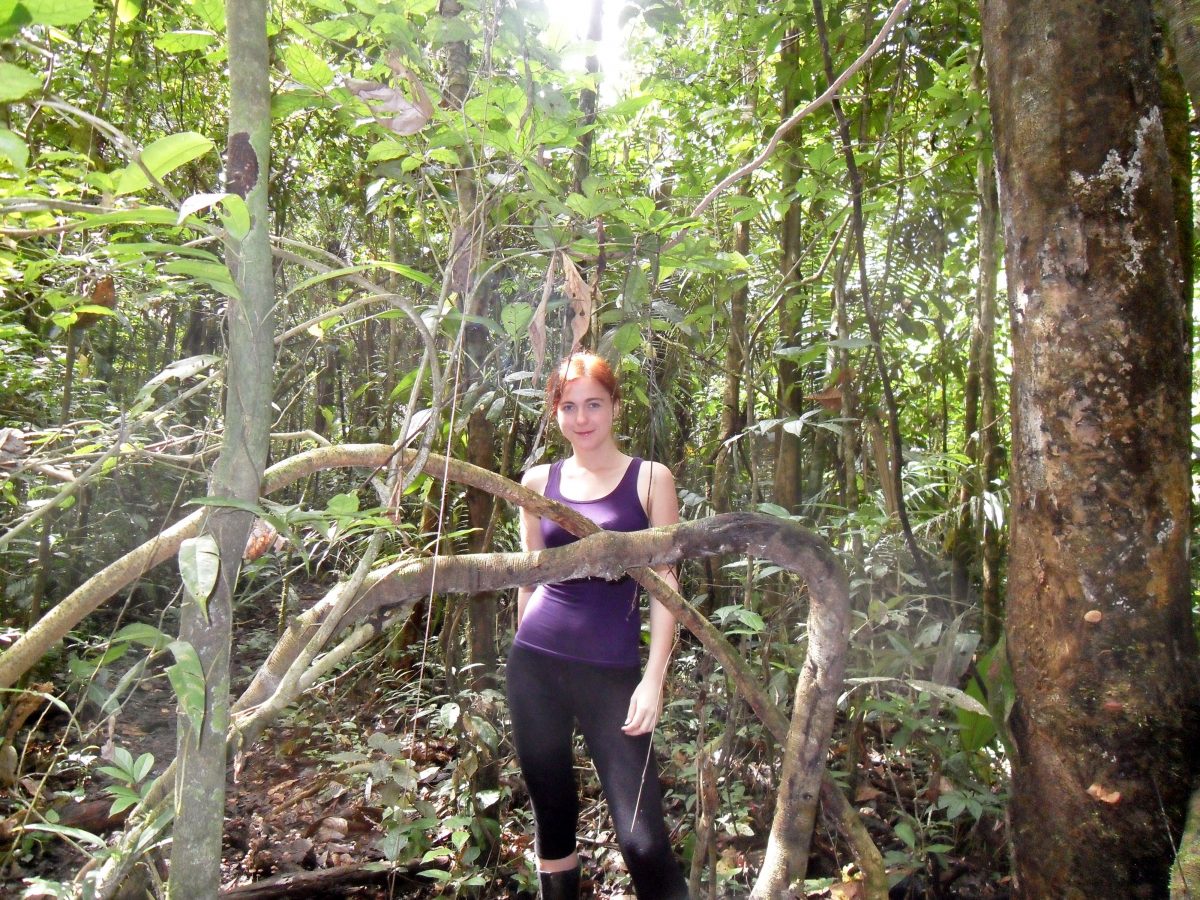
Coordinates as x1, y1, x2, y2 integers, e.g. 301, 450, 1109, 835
622, 676, 664, 736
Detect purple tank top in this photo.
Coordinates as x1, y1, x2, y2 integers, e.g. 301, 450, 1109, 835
513, 458, 648, 667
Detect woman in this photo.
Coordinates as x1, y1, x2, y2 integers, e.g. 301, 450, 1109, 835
508, 352, 690, 900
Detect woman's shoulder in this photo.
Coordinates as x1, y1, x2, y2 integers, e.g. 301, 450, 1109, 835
637, 459, 676, 484
521, 463, 552, 494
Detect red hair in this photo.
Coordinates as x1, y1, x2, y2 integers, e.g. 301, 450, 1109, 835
546, 352, 620, 413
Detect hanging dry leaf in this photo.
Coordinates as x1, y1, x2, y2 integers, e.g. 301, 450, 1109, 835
1087, 783, 1121, 805
76, 275, 117, 330
346, 56, 433, 136
529, 255, 557, 382
242, 519, 279, 562
806, 385, 843, 412
560, 253, 593, 350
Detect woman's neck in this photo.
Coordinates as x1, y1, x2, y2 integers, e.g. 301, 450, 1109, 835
568, 441, 625, 472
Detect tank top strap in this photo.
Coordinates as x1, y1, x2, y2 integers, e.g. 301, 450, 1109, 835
544, 460, 564, 500
615, 457, 643, 509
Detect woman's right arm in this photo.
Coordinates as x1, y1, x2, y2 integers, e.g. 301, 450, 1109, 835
516, 465, 550, 627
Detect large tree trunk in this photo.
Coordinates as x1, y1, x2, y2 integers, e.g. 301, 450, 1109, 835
1159, 0, 1200, 111
981, 1, 1200, 895
168, 0, 275, 893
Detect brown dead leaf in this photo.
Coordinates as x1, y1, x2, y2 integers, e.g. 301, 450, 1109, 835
560, 253, 593, 350
853, 783, 883, 803
529, 255, 557, 382
243, 518, 279, 562
346, 55, 433, 136
831, 880, 867, 900
0, 428, 29, 466
1087, 783, 1121, 804
806, 385, 843, 412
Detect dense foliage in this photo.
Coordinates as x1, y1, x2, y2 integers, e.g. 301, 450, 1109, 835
0, 0, 1194, 897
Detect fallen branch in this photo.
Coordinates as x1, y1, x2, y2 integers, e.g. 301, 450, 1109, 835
220, 861, 426, 898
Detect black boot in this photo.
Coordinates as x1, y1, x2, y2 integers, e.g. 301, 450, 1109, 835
537, 865, 580, 900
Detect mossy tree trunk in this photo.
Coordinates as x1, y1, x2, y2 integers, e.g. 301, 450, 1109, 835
982, 0, 1200, 894
167, 0, 275, 893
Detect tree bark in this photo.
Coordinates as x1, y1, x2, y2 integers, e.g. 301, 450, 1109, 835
1159, 0, 1200, 112
167, 0, 275, 893
773, 24, 806, 515
981, 1, 1200, 894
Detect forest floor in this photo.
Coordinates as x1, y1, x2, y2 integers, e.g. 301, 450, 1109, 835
0, 591, 1011, 899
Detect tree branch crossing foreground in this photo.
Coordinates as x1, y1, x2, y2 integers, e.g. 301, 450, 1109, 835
4, 444, 854, 896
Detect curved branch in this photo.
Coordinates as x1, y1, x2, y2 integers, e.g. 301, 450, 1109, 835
19, 443, 858, 892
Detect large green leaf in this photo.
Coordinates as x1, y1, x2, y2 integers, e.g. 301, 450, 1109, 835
166, 640, 207, 735
178, 533, 220, 622
0, 127, 28, 170
0, 62, 41, 102
20, 0, 92, 24
163, 259, 240, 299
281, 44, 334, 89
154, 29, 216, 53
115, 0, 140, 22
116, 131, 215, 195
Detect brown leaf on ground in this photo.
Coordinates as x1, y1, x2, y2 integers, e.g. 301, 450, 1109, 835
1086, 782, 1121, 804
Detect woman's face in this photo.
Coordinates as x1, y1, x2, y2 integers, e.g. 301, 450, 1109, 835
555, 375, 617, 452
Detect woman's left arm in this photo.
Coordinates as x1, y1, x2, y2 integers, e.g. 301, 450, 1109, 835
623, 462, 680, 736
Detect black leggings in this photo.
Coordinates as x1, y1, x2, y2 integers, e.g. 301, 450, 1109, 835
506, 644, 689, 899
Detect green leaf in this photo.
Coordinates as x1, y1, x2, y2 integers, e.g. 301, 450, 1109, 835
20, 822, 108, 848
500, 302, 532, 338
0, 0, 31, 35
185, 495, 264, 515
178, 534, 220, 622
115, 0, 140, 22
163, 259, 240, 299
132, 752, 154, 783
894, 820, 917, 849
112, 622, 172, 650
906, 679, 989, 716
325, 492, 359, 516
116, 131, 216, 195
610, 321, 642, 355
282, 43, 334, 89
0, 62, 41, 102
366, 140, 408, 163
219, 194, 250, 239
0, 127, 28, 170
153, 29, 216, 53
284, 261, 433, 297
187, 0, 223, 30
134, 353, 220, 404
305, 18, 357, 40
166, 640, 207, 735
20, 0, 93, 25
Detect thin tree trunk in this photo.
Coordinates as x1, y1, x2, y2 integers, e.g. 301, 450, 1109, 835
812, 0, 931, 583
167, 0, 275, 892
570, 0, 603, 196
982, 1, 1200, 894
975, 145, 1003, 649
773, 24, 806, 515
949, 123, 1002, 645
